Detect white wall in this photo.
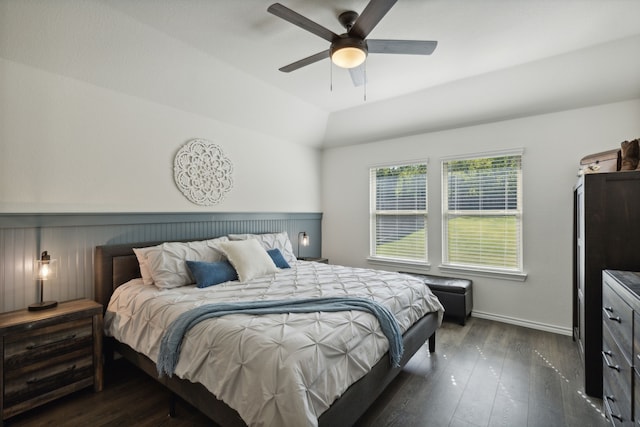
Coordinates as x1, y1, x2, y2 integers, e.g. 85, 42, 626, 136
0, 58, 321, 212
322, 99, 640, 334
0, 0, 325, 213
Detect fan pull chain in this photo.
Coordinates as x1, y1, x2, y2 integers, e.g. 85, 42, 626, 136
363, 61, 367, 101
330, 60, 333, 92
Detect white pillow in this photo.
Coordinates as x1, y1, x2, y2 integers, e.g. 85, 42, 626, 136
133, 246, 156, 285
217, 239, 278, 282
228, 231, 297, 264
137, 237, 229, 289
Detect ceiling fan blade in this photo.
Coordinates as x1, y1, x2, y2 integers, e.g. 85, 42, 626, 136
367, 39, 438, 55
349, 65, 366, 87
268, 3, 339, 43
349, 0, 397, 39
278, 50, 330, 73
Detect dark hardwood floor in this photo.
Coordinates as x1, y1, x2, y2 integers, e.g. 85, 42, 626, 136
6, 317, 609, 427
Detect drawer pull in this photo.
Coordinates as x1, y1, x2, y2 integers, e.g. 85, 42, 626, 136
602, 351, 620, 371
604, 306, 614, 312
611, 414, 624, 422
25, 364, 77, 385
606, 314, 622, 323
25, 333, 77, 350
606, 394, 616, 402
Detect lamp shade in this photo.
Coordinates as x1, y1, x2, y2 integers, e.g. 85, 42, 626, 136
34, 254, 57, 280
297, 231, 310, 259
29, 250, 58, 311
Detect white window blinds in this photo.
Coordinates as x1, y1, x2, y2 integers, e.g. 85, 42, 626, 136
442, 153, 523, 271
370, 163, 428, 263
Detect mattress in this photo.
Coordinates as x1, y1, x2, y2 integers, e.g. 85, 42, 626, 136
104, 261, 443, 427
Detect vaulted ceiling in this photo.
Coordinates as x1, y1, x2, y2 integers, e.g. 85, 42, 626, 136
112, 1, 640, 107
2, 0, 640, 148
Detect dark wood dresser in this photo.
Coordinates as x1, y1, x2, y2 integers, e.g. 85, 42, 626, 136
601, 270, 640, 426
0, 299, 103, 425
573, 171, 640, 398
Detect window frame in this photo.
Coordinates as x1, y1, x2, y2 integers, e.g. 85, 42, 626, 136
440, 149, 527, 281
368, 160, 430, 268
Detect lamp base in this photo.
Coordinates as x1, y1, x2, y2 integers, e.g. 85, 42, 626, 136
28, 300, 58, 311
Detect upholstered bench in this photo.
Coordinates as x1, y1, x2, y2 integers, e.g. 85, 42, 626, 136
401, 273, 473, 325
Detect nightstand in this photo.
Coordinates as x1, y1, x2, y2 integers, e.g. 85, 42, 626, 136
298, 257, 329, 264
0, 299, 103, 425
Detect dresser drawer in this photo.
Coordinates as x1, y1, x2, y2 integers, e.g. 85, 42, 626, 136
603, 323, 633, 425
605, 395, 634, 427
603, 279, 634, 362
635, 370, 640, 426
635, 312, 640, 377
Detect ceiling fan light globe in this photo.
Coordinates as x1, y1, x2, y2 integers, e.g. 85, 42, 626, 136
330, 37, 368, 69
331, 46, 367, 69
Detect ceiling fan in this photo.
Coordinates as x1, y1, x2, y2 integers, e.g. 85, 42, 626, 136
267, 0, 437, 86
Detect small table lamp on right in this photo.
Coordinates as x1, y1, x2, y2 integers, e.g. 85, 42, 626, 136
298, 231, 309, 259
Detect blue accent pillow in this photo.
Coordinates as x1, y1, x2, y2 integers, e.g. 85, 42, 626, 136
186, 260, 238, 288
267, 248, 290, 269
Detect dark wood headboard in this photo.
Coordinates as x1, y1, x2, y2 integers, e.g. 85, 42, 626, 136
94, 241, 166, 311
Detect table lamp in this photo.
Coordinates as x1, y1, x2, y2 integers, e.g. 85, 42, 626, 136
298, 232, 309, 259
29, 250, 58, 311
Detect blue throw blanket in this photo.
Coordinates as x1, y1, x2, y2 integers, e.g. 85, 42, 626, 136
157, 297, 404, 377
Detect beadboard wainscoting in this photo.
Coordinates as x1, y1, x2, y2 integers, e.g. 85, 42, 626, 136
0, 212, 322, 313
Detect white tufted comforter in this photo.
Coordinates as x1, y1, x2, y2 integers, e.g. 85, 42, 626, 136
104, 261, 443, 427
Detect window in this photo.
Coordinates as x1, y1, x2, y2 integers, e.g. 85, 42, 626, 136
369, 162, 428, 264
442, 151, 523, 274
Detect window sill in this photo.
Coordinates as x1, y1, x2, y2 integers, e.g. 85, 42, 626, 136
367, 257, 431, 271
438, 264, 527, 282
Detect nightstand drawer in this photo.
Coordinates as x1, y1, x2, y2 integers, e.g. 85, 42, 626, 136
4, 352, 93, 409
603, 279, 634, 362
4, 318, 93, 369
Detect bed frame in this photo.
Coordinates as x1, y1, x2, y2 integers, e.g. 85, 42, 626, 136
94, 240, 439, 427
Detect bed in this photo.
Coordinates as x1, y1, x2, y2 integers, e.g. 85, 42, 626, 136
94, 234, 443, 427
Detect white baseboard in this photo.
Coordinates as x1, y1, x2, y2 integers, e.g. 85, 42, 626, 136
471, 310, 573, 336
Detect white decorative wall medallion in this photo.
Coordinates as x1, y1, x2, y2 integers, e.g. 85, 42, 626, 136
174, 139, 234, 206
